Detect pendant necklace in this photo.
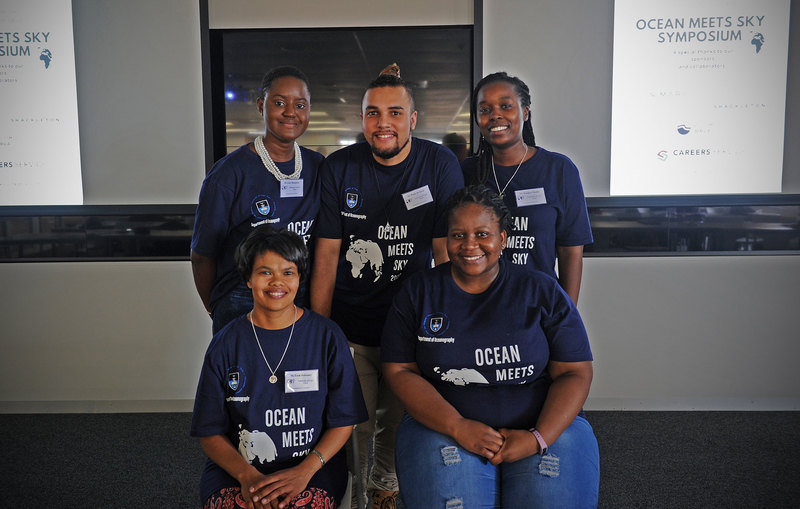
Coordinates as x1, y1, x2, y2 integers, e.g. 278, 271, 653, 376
254, 135, 303, 181
249, 305, 296, 384
491, 145, 529, 198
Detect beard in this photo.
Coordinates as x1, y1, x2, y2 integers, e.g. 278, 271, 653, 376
370, 133, 411, 161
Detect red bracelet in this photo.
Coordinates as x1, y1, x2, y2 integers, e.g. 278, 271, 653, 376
529, 428, 548, 455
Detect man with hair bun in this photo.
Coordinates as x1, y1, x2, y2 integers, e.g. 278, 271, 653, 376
311, 63, 464, 509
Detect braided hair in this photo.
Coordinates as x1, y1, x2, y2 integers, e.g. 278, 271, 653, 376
469, 72, 536, 186
444, 185, 513, 236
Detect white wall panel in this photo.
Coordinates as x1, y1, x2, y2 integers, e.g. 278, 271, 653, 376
2, 256, 798, 412
209, 0, 472, 28
0, 262, 209, 412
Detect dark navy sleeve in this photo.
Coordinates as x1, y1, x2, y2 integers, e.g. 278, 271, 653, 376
555, 156, 593, 247
322, 318, 368, 427
314, 156, 343, 240
380, 278, 419, 363
460, 156, 478, 186
539, 279, 593, 362
190, 335, 231, 437
191, 172, 235, 257
432, 148, 465, 238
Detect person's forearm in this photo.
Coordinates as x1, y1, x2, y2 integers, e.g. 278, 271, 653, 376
199, 435, 257, 484
309, 238, 341, 317
556, 245, 584, 304
384, 362, 505, 459
533, 361, 592, 447
300, 425, 353, 473
384, 364, 463, 437
191, 251, 216, 313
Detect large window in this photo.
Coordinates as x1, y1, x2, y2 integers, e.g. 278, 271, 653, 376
209, 26, 474, 162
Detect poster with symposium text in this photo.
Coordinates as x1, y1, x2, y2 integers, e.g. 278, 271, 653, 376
0, 0, 82, 205
610, 0, 790, 196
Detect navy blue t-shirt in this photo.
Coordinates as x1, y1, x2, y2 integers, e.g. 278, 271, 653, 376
191, 143, 324, 311
190, 310, 368, 504
316, 139, 464, 346
462, 147, 593, 280
381, 261, 592, 429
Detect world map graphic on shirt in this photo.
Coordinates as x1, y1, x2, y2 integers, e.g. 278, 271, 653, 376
434, 367, 490, 386
345, 237, 383, 282
238, 427, 277, 464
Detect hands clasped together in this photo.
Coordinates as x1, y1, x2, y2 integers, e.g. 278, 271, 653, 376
452, 417, 540, 465
240, 462, 315, 509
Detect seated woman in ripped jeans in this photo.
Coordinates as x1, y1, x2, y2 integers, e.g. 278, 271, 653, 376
381, 185, 599, 508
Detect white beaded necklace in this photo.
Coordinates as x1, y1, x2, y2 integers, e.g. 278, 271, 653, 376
249, 306, 297, 384
254, 135, 303, 181
491, 145, 529, 198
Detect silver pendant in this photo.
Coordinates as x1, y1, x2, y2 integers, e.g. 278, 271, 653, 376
269, 375, 278, 384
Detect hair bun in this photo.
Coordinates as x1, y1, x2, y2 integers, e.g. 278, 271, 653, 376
378, 63, 401, 79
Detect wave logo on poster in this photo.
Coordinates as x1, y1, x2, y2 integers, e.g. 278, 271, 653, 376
610, 0, 790, 196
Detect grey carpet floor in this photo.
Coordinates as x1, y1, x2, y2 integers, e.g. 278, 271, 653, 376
1, 411, 798, 508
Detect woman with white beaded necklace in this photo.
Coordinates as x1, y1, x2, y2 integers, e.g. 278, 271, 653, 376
192, 226, 367, 509
192, 66, 324, 334
462, 72, 593, 304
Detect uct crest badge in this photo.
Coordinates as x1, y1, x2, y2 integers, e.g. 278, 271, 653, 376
251, 195, 275, 218
227, 367, 245, 392
423, 313, 450, 336
344, 187, 362, 211
228, 371, 240, 390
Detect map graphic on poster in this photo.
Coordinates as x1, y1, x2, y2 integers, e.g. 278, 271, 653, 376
610, 0, 790, 196
0, 0, 82, 205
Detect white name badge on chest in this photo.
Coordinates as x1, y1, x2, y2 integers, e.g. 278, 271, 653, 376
285, 369, 319, 393
280, 179, 304, 198
515, 187, 547, 207
402, 185, 434, 210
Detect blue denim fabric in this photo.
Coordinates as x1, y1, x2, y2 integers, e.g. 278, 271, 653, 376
211, 282, 253, 335
395, 414, 599, 509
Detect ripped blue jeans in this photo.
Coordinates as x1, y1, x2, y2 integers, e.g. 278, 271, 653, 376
395, 414, 599, 508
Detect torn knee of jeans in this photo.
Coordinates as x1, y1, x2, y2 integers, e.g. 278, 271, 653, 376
445, 497, 464, 509
440, 445, 461, 466
538, 453, 560, 477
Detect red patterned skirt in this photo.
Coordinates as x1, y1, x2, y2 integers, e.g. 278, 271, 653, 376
204, 486, 336, 509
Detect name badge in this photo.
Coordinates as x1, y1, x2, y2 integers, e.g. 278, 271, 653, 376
402, 185, 434, 210
280, 179, 304, 198
285, 369, 319, 393
515, 188, 547, 207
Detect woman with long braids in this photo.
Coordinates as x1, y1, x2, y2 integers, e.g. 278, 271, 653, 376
462, 72, 592, 303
